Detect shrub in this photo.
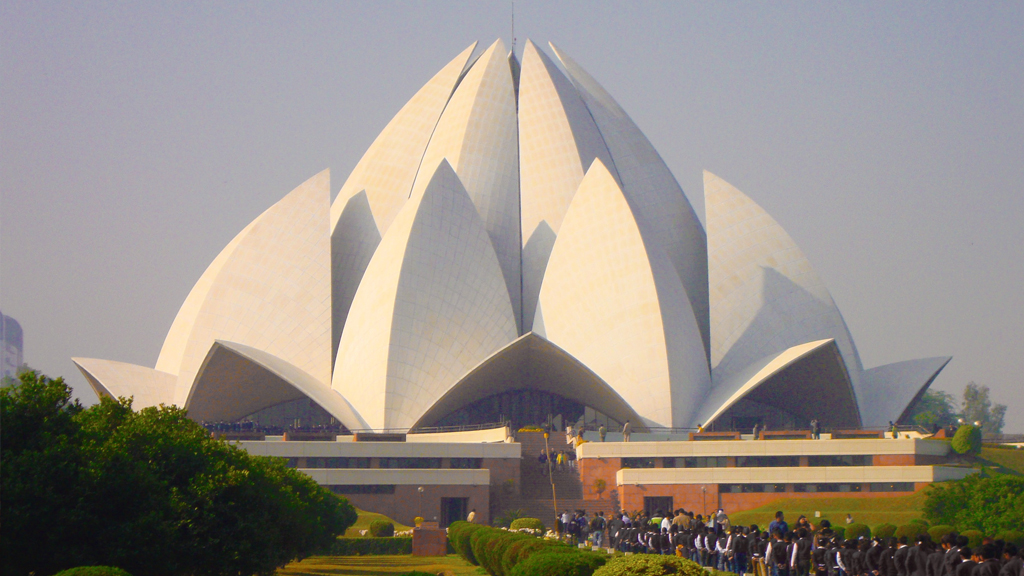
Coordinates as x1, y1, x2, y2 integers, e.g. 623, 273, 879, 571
832, 526, 845, 540
54, 568, 133, 576
894, 525, 925, 540
960, 530, 983, 548
326, 537, 412, 555
909, 518, 929, 527
368, 519, 395, 537
511, 551, 608, 576
510, 518, 546, 532
495, 508, 526, 528
593, 554, 705, 576
846, 523, 871, 540
998, 530, 1024, 547
502, 537, 572, 576
952, 425, 982, 455
927, 525, 956, 542
874, 524, 897, 540
471, 528, 504, 568
398, 572, 436, 576
482, 531, 530, 576
450, 522, 487, 564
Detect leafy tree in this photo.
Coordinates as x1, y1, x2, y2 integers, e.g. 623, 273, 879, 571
923, 473, 1024, 534
1, 371, 357, 576
961, 382, 1006, 434
905, 390, 959, 429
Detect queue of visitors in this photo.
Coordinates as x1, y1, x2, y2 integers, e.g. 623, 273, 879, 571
551, 509, 1023, 576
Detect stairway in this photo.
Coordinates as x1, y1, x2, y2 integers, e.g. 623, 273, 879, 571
495, 432, 619, 529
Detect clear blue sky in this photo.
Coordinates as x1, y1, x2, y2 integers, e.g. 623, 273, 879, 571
2, 2, 1021, 431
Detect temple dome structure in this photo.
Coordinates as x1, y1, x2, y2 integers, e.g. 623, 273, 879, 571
74, 40, 948, 432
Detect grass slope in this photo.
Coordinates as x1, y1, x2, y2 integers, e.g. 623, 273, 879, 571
344, 508, 414, 537
728, 490, 928, 529
978, 446, 1024, 476
277, 554, 484, 576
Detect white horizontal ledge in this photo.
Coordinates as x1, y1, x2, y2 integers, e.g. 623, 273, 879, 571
299, 468, 490, 486
616, 465, 973, 486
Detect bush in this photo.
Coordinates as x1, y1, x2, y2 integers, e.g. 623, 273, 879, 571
927, 525, 955, 542
593, 554, 705, 576
326, 537, 412, 555
952, 425, 982, 455
54, 568, 133, 576
502, 537, 573, 576
511, 551, 608, 576
846, 523, 871, 540
449, 522, 488, 564
909, 518, 929, 527
998, 530, 1024, 547
483, 532, 530, 576
471, 528, 504, 569
924, 474, 1024, 535
510, 518, 546, 532
832, 526, 846, 540
398, 572, 436, 576
961, 530, 983, 547
894, 525, 926, 540
874, 524, 897, 540
368, 519, 395, 537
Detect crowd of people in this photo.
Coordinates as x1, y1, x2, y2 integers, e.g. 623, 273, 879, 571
549, 509, 1023, 576
200, 420, 347, 436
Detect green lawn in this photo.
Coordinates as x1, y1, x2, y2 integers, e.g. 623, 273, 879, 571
978, 446, 1024, 475
277, 554, 484, 576
345, 508, 414, 537
728, 490, 929, 529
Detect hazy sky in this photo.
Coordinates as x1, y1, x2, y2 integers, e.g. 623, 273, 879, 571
2, 2, 1021, 431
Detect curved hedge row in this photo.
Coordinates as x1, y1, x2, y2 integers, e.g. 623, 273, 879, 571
449, 521, 593, 576
510, 517, 545, 532
54, 568, 132, 576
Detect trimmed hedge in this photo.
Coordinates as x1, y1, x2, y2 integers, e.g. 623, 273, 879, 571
449, 521, 489, 565
908, 518, 929, 527
846, 523, 871, 540
832, 526, 846, 540
502, 536, 573, 576
998, 530, 1024, 547
874, 524, 897, 540
510, 550, 608, 576
952, 425, 982, 455
927, 525, 956, 542
510, 517, 545, 532
327, 536, 412, 555
54, 569, 132, 576
593, 554, 706, 576
368, 519, 395, 537
482, 532, 531, 576
894, 525, 926, 540
961, 530, 983, 548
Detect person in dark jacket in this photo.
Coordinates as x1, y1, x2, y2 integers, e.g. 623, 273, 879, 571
929, 542, 947, 576
906, 536, 931, 576
943, 534, 963, 576
973, 544, 1000, 576
954, 548, 975, 576
895, 538, 912, 576
881, 538, 899, 576
867, 538, 884, 576
999, 545, 1022, 576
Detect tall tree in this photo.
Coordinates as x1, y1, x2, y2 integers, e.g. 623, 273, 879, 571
961, 382, 1006, 434
1, 371, 357, 576
905, 390, 959, 428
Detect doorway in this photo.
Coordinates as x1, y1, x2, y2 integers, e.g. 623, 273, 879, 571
440, 497, 468, 528
644, 496, 673, 518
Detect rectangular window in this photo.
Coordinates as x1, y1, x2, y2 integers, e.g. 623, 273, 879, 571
869, 482, 914, 492
622, 457, 657, 468
303, 457, 371, 468
328, 484, 395, 495
763, 484, 787, 493
281, 457, 299, 468
380, 457, 442, 469
808, 455, 871, 467
737, 456, 800, 467
679, 456, 728, 468
449, 457, 482, 469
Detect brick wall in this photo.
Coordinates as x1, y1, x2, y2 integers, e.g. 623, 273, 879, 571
579, 457, 622, 500
341, 484, 489, 527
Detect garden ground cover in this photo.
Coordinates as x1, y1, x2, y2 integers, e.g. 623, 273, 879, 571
277, 553, 484, 576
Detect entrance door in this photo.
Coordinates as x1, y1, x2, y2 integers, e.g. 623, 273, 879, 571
644, 496, 673, 518
440, 497, 468, 528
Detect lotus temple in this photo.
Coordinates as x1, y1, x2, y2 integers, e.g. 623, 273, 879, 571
73, 40, 966, 524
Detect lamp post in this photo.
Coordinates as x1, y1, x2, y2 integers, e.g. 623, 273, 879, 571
543, 423, 558, 535
701, 485, 707, 518
417, 486, 424, 525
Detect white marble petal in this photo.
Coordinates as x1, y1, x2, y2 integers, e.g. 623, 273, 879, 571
413, 39, 522, 331
72, 358, 176, 409
535, 160, 711, 427
859, 357, 951, 428
165, 170, 333, 405
518, 40, 617, 331
550, 43, 710, 359
704, 171, 864, 400
333, 160, 519, 430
